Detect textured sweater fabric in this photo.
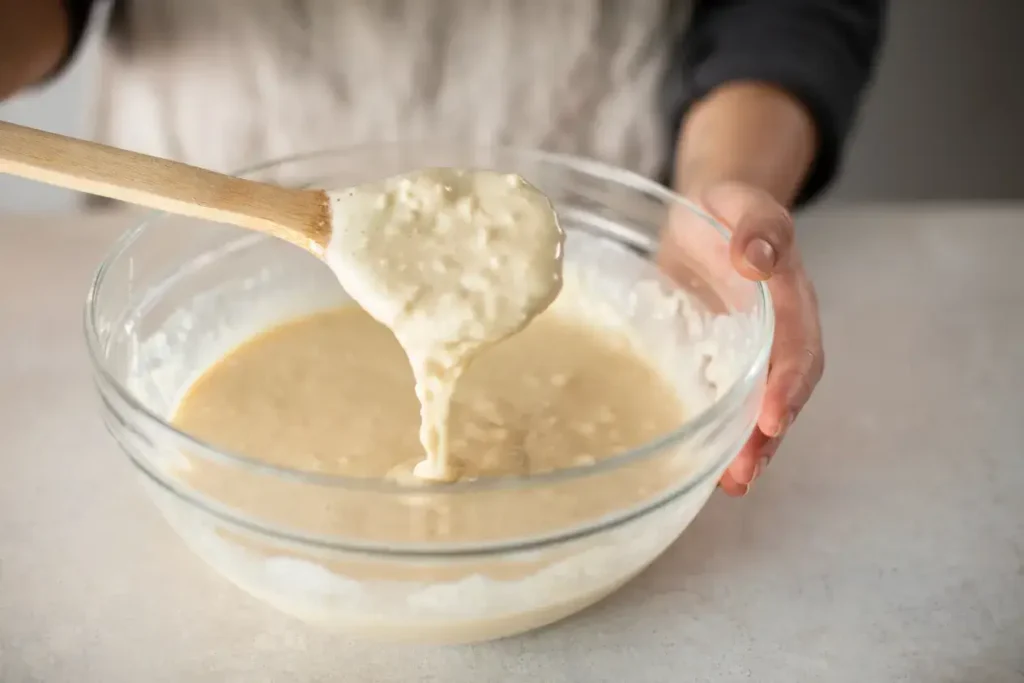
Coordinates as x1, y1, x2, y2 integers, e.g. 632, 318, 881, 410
58, 0, 884, 203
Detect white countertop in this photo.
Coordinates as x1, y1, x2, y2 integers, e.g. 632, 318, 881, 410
1, 206, 1022, 682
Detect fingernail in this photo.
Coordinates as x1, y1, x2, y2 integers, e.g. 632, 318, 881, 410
773, 412, 793, 438
744, 238, 776, 277
755, 454, 770, 480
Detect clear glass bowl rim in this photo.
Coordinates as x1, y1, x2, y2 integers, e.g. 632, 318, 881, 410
83, 144, 774, 499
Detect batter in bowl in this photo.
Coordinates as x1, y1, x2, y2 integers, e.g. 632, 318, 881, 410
173, 296, 686, 487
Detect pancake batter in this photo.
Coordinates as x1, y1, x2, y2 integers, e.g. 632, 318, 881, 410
173, 301, 685, 486
324, 168, 564, 482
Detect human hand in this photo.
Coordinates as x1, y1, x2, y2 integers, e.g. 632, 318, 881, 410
660, 182, 824, 496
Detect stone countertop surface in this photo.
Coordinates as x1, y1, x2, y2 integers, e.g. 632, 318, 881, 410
0, 205, 1021, 682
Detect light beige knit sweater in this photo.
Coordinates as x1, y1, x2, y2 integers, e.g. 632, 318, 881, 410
92, 0, 691, 179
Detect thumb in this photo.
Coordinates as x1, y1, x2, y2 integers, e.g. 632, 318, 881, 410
700, 183, 795, 281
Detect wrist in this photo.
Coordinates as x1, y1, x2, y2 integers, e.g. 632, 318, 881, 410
673, 82, 817, 207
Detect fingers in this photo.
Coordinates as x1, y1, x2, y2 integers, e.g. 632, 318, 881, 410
724, 426, 770, 492
720, 268, 822, 496
720, 426, 782, 496
757, 273, 824, 438
719, 469, 748, 497
671, 182, 821, 498
702, 186, 821, 496
720, 281, 823, 496
722, 289, 822, 496
758, 348, 822, 438
700, 183, 795, 281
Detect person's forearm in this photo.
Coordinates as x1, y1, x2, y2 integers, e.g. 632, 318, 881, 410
0, 0, 69, 99
674, 81, 817, 207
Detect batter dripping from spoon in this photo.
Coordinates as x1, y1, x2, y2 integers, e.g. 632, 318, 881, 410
324, 168, 564, 482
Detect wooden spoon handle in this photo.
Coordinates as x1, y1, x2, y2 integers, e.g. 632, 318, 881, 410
0, 121, 329, 253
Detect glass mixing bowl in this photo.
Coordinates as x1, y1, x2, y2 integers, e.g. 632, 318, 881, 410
85, 145, 772, 644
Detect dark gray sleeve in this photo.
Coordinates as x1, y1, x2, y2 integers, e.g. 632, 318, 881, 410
666, 0, 886, 205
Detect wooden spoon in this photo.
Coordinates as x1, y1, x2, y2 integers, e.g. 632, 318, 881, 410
0, 120, 331, 256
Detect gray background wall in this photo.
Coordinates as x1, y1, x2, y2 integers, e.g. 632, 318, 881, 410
832, 0, 1024, 202
1, 1, 1022, 211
